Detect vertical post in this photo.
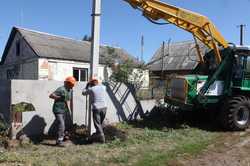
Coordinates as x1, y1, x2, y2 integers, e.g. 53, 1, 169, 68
161, 41, 165, 79
89, 0, 101, 135
193, 36, 204, 63
141, 35, 144, 62
237, 24, 246, 46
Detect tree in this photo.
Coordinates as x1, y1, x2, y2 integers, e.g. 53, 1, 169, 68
82, 35, 92, 41
111, 59, 147, 90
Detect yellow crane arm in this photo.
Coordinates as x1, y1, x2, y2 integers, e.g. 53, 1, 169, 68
124, 0, 229, 64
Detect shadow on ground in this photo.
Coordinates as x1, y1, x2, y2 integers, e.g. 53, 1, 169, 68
37, 124, 127, 147
129, 106, 225, 132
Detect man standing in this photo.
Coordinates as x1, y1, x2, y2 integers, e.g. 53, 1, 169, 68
82, 78, 107, 143
49, 76, 76, 146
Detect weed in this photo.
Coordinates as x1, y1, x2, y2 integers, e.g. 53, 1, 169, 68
0, 122, 218, 166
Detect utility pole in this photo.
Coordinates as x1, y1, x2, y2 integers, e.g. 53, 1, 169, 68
141, 35, 144, 62
89, 0, 101, 135
237, 24, 246, 45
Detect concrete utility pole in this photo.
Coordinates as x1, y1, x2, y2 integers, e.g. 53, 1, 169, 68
89, 0, 101, 135
237, 24, 246, 45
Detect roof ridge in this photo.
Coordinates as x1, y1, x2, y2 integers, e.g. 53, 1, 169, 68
169, 40, 195, 45
14, 26, 91, 45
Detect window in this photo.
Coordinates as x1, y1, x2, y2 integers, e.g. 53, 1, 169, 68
73, 68, 88, 81
233, 56, 244, 80
16, 40, 21, 56
244, 57, 250, 79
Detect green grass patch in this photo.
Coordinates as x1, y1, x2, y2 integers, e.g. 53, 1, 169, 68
0, 122, 218, 166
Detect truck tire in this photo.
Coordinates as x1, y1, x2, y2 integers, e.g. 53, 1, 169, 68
221, 96, 250, 131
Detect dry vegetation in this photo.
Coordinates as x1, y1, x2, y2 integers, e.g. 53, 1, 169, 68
0, 108, 221, 166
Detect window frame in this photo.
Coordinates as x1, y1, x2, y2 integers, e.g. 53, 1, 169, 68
73, 67, 88, 82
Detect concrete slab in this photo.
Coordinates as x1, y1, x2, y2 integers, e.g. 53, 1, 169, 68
1, 80, 155, 138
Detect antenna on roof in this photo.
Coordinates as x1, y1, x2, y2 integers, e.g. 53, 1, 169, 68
141, 35, 144, 62
161, 41, 165, 79
237, 24, 246, 46
161, 39, 171, 80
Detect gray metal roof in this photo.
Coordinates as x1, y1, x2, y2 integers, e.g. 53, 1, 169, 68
148, 40, 209, 71
1, 27, 138, 65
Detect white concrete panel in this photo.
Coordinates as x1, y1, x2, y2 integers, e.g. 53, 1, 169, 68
8, 80, 154, 136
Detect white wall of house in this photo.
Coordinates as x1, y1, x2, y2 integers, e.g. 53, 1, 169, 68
38, 58, 110, 82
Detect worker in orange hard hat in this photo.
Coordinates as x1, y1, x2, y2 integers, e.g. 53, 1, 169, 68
49, 76, 76, 147
65, 76, 76, 88
88, 77, 99, 86
82, 77, 107, 143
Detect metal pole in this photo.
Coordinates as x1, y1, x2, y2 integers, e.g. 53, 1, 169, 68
237, 24, 246, 46
141, 35, 144, 62
89, 0, 101, 135
161, 41, 165, 79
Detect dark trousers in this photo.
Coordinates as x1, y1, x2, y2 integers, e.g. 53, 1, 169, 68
93, 107, 107, 136
54, 113, 65, 141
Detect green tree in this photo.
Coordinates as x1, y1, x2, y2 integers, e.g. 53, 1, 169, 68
111, 59, 147, 90
104, 46, 119, 67
82, 35, 92, 41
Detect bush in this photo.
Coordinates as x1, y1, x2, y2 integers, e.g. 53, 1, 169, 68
0, 114, 8, 134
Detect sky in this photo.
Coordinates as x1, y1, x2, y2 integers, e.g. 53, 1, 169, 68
0, 0, 250, 63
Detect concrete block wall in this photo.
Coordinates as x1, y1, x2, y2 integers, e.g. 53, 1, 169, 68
0, 80, 155, 137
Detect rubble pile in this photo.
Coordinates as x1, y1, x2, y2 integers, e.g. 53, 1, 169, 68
70, 124, 127, 143
103, 125, 127, 142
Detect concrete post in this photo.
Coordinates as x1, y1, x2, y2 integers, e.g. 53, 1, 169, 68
89, 0, 101, 135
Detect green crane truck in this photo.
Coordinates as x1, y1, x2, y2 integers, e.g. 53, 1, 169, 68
124, 0, 250, 130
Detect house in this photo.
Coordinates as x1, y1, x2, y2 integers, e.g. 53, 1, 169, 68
0, 27, 140, 82
147, 40, 209, 88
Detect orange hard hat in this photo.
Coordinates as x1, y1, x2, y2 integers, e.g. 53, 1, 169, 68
65, 76, 76, 86
89, 77, 99, 84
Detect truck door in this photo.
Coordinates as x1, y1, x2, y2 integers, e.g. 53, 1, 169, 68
241, 56, 250, 88
232, 55, 244, 87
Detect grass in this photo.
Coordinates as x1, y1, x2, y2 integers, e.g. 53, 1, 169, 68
0, 121, 218, 166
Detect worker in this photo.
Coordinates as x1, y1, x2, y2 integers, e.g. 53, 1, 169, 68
82, 78, 107, 143
49, 76, 76, 146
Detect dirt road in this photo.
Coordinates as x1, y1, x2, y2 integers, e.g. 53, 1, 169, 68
176, 129, 250, 166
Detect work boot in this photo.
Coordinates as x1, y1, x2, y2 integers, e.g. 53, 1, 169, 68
56, 140, 65, 147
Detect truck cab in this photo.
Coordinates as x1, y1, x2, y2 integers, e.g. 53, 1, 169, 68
233, 46, 250, 90
164, 46, 250, 130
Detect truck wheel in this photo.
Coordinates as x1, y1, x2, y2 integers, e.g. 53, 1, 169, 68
221, 96, 250, 131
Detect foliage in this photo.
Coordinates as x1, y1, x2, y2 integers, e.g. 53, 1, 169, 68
105, 46, 119, 67
0, 114, 8, 134
111, 59, 133, 83
110, 59, 147, 90
12, 102, 35, 112
82, 35, 92, 41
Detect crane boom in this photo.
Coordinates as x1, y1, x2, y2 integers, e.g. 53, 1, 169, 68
124, 0, 229, 64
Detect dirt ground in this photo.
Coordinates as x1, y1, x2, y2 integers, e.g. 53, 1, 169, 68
174, 128, 250, 166
2, 108, 250, 166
